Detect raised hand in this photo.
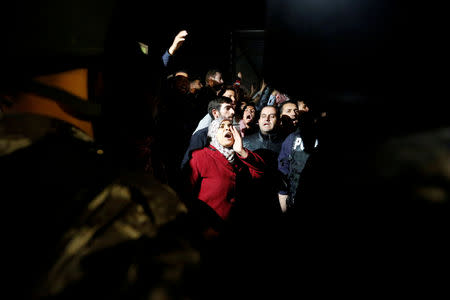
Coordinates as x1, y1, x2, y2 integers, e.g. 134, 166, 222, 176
168, 30, 188, 55
231, 125, 248, 158
260, 79, 267, 91
250, 84, 255, 96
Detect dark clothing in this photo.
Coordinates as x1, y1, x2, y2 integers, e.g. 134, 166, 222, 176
243, 130, 285, 218
243, 130, 284, 154
278, 128, 318, 209
180, 127, 209, 170
195, 85, 219, 119
255, 86, 273, 112
278, 115, 298, 140
154, 74, 201, 192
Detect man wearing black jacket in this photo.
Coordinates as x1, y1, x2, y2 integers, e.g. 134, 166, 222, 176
242, 105, 285, 220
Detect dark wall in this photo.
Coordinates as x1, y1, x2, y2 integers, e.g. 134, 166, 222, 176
262, 2, 450, 285
263, 0, 449, 133
262, 0, 450, 255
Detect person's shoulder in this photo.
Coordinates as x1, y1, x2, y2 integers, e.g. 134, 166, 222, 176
190, 146, 209, 159
198, 85, 214, 96
193, 126, 209, 138
279, 131, 296, 149
199, 114, 211, 123
285, 129, 300, 140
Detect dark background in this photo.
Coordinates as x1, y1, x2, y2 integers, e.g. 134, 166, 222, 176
3, 0, 449, 289
126, 0, 267, 84
4, 0, 449, 181
264, 0, 449, 133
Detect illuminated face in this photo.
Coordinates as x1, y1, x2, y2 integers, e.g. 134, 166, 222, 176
209, 72, 224, 89
218, 102, 235, 120
281, 103, 299, 126
216, 120, 234, 147
242, 105, 256, 125
297, 100, 310, 113
212, 72, 223, 84
258, 106, 278, 134
222, 89, 236, 107
190, 79, 203, 93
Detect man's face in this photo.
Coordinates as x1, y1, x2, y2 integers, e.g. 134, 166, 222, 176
281, 103, 299, 126
297, 100, 310, 113
218, 102, 235, 120
242, 105, 256, 125
258, 106, 278, 134
174, 75, 190, 94
222, 89, 236, 108
209, 72, 224, 89
212, 72, 223, 84
190, 79, 203, 93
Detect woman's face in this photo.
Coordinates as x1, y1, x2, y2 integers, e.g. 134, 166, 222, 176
216, 120, 234, 148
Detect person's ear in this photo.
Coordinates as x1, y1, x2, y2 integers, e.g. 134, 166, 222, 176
212, 109, 220, 119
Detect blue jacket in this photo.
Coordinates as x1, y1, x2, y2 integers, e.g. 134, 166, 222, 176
278, 128, 318, 208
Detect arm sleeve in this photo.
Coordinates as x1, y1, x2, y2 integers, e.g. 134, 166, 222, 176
256, 86, 272, 112
277, 135, 292, 195
188, 154, 201, 188
252, 90, 262, 100
238, 149, 266, 179
161, 50, 171, 67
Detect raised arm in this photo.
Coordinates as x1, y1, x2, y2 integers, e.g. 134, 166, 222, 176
162, 30, 188, 67
169, 30, 188, 55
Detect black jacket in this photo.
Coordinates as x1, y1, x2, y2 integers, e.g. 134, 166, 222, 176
180, 127, 209, 170
243, 130, 284, 154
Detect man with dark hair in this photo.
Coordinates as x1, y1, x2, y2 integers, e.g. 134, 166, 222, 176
277, 111, 319, 212
192, 85, 236, 134
244, 105, 283, 155
194, 68, 225, 117
242, 105, 285, 219
278, 100, 300, 139
204, 69, 224, 90
180, 96, 235, 170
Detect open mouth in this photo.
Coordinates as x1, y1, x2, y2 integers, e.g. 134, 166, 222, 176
224, 132, 232, 138
246, 115, 252, 120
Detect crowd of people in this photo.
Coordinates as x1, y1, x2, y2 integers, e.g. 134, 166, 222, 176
2, 1, 449, 299
0, 7, 326, 296
153, 34, 327, 221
